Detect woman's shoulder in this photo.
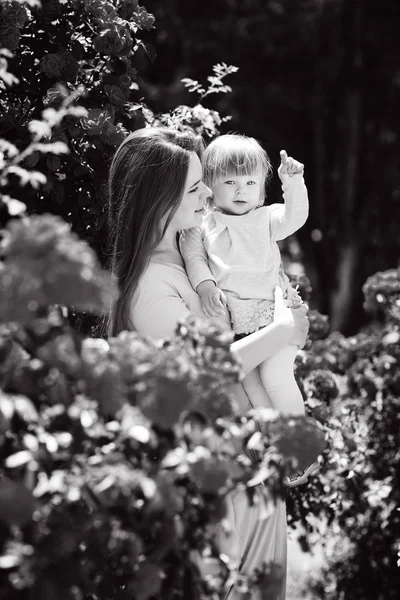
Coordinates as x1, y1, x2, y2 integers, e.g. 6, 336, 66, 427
133, 260, 198, 309
140, 260, 176, 280
131, 261, 207, 339
135, 261, 186, 297
131, 262, 187, 338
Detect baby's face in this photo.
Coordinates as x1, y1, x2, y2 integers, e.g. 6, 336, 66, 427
212, 172, 263, 215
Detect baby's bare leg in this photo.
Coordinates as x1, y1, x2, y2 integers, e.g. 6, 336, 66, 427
259, 344, 305, 416
242, 369, 274, 410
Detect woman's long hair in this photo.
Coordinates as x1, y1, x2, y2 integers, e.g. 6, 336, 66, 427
105, 127, 204, 337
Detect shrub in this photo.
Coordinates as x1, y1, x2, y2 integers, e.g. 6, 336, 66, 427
287, 269, 400, 599
0, 214, 326, 600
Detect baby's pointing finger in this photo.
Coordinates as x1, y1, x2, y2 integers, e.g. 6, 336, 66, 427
279, 150, 288, 164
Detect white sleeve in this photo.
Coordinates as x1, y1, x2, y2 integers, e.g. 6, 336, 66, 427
179, 227, 216, 291
131, 278, 191, 340
269, 172, 309, 241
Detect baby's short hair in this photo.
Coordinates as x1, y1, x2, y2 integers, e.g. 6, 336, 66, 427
203, 134, 272, 188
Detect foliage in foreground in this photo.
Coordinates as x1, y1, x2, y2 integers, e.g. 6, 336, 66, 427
287, 269, 400, 600
0, 215, 325, 600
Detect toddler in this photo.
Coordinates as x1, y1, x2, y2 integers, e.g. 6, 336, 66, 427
180, 134, 320, 487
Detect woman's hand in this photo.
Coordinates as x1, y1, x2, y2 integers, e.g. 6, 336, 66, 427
273, 286, 293, 324
273, 286, 309, 348
289, 304, 309, 348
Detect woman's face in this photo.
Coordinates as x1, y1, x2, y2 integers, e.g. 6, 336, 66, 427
169, 152, 212, 231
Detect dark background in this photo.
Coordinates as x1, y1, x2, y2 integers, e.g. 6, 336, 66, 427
136, 0, 400, 334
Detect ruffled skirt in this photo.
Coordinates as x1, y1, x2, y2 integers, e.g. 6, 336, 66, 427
227, 284, 303, 335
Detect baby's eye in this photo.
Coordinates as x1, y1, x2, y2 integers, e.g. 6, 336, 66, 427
247, 181, 257, 186
225, 180, 235, 185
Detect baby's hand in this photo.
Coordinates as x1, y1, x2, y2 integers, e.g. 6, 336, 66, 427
197, 280, 227, 318
278, 149, 304, 179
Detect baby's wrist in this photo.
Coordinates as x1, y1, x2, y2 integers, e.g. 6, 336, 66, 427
279, 171, 304, 183
196, 279, 217, 295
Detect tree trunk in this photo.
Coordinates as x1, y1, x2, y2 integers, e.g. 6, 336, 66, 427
329, 2, 364, 332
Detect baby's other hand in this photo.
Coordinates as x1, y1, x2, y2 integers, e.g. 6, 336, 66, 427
197, 281, 227, 318
278, 150, 304, 179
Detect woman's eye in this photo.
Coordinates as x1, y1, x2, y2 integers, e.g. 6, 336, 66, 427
189, 186, 199, 193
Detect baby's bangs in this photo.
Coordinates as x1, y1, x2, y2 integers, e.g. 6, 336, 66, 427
215, 150, 263, 179
204, 137, 271, 184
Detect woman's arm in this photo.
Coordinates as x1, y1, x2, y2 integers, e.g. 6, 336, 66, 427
132, 275, 308, 375
230, 287, 309, 375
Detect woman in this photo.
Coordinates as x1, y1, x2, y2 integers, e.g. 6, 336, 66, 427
106, 127, 309, 599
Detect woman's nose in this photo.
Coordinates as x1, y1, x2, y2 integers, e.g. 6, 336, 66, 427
201, 182, 212, 197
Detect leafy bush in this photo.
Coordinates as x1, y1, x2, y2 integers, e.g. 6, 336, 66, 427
0, 213, 326, 600
0, 0, 236, 256
1, 0, 155, 239
287, 270, 400, 599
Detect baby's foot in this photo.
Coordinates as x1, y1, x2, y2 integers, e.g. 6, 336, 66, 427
285, 460, 321, 488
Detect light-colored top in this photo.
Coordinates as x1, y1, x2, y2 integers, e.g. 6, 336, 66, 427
130, 261, 256, 413
180, 173, 308, 304
130, 261, 230, 339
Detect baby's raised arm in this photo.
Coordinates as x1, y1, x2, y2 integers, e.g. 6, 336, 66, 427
269, 150, 309, 241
